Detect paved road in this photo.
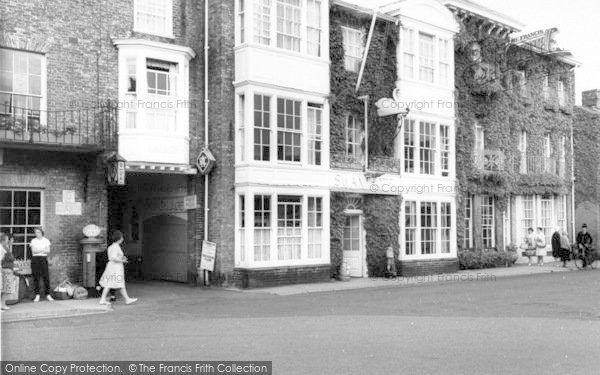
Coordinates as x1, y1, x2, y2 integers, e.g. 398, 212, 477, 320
2, 270, 600, 374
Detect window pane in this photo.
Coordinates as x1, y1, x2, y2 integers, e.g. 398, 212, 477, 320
13, 191, 26, 207
0, 191, 11, 207
0, 70, 11, 92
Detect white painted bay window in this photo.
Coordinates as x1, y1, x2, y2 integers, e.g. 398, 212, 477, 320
134, 0, 173, 37
440, 124, 450, 177
239, 0, 247, 43
403, 200, 455, 257
237, 191, 328, 267
341, 26, 363, 72
115, 40, 194, 164
401, 119, 452, 177
238, 91, 327, 166
400, 27, 453, 86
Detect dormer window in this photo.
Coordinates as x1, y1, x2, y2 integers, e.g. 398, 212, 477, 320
134, 0, 173, 38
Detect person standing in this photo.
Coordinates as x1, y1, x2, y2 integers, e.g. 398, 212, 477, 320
551, 227, 562, 266
30, 228, 53, 302
521, 228, 536, 266
98, 230, 137, 305
1, 233, 18, 310
385, 246, 397, 277
1, 233, 11, 311
534, 227, 547, 266
576, 224, 593, 267
559, 230, 571, 267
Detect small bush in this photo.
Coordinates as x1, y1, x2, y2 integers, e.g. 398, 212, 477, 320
458, 248, 518, 270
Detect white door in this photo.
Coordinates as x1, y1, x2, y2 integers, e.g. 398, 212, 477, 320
343, 215, 364, 277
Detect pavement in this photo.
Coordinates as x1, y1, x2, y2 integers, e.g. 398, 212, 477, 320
0, 262, 576, 323
2, 267, 600, 374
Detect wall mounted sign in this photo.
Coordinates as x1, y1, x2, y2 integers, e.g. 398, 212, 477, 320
200, 240, 217, 271
184, 195, 198, 210
107, 152, 126, 186
196, 148, 216, 175
56, 190, 82, 215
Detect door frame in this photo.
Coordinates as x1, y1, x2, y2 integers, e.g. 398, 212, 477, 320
343, 209, 367, 278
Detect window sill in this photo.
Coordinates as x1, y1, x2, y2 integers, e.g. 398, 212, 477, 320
234, 42, 330, 64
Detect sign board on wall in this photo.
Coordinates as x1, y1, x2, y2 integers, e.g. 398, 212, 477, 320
56, 190, 82, 216
200, 240, 217, 271
184, 195, 198, 210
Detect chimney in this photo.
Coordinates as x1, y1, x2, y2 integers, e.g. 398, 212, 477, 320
582, 89, 600, 110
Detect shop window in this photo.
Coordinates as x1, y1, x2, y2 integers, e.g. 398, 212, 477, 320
0, 189, 42, 260
405, 201, 417, 255
441, 202, 451, 253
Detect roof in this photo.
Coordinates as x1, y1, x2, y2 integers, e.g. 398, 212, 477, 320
440, 0, 525, 31
332, 0, 399, 22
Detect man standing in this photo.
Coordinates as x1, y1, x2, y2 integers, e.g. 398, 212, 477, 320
576, 224, 593, 267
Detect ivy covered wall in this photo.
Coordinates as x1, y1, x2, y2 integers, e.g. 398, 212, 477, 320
573, 106, 600, 240
363, 195, 401, 276
454, 18, 575, 249
329, 4, 398, 159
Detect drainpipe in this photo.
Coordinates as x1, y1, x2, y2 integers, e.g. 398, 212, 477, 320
358, 95, 369, 170
355, 11, 378, 93
570, 106, 576, 240
203, 0, 210, 286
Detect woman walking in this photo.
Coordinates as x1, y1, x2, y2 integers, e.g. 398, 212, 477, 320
551, 227, 562, 266
30, 228, 53, 302
98, 231, 137, 305
1, 233, 18, 311
559, 230, 571, 267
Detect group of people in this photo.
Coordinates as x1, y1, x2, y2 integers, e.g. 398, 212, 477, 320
522, 224, 594, 267
0, 228, 136, 312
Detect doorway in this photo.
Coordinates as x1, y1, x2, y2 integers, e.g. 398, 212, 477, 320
142, 214, 188, 282
343, 214, 365, 277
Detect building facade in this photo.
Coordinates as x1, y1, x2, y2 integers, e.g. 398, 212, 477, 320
1, 0, 579, 290
444, 0, 578, 260
574, 90, 600, 242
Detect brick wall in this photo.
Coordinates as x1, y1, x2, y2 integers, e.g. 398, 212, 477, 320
398, 259, 459, 277
232, 265, 331, 289
0, 149, 107, 288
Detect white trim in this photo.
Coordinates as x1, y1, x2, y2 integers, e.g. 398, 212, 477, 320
113, 39, 196, 60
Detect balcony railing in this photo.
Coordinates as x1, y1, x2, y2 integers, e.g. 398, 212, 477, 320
330, 151, 364, 170
473, 149, 505, 172
0, 104, 117, 150
369, 155, 402, 174
518, 155, 566, 177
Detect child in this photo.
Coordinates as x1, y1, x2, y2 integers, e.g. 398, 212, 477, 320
386, 246, 397, 277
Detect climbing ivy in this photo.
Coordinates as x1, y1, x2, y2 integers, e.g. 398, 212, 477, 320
329, 5, 398, 158
363, 195, 401, 276
454, 18, 575, 248
573, 107, 600, 203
